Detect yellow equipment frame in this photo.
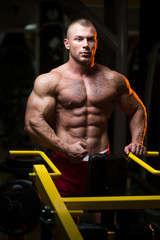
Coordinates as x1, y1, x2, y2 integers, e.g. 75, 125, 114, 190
9, 150, 160, 240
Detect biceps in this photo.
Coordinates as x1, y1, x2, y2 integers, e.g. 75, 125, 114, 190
26, 93, 56, 124
118, 91, 144, 116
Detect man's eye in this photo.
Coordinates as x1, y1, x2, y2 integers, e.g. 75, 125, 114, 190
88, 38, 95, 42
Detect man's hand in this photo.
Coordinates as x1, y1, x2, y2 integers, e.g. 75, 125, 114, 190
65, 141, 88, 163
124, 143, 147, 156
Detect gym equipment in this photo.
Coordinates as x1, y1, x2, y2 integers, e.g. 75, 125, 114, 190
0, 150, 160, 239
0, 180, 43, 236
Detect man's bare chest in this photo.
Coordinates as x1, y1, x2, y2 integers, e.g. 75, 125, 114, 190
57, 77, 117, 108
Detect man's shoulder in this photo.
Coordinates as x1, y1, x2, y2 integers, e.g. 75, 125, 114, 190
96, 63, 123, 80
95, 64, 130, 92
33, 65, 67, 96
50, 63, 67, 75
36, 64, 67, 85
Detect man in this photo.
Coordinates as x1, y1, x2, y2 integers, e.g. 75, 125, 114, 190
25, 18, 147, 198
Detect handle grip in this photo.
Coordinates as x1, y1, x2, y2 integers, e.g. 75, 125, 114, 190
128, 151, 160, 175
9, 150, 61, 178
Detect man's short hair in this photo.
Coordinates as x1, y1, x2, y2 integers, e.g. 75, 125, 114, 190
66, 18, 97, 38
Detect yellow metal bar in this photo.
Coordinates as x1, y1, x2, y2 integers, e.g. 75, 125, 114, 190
8, 150, 160, 240
9, 150, 61, 178
33, 164, 83, 240
145, 151, 159, 157
69, 210, 84, 217
128, 152, 160, 175
63, 195, 160, 211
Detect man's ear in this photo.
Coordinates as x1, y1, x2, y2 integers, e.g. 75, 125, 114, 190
64, 38, 70, 50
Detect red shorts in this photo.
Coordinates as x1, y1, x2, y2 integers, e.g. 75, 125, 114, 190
51, 149, 110, 197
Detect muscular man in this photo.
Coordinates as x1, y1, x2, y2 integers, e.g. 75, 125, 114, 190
25, 18, 147, 197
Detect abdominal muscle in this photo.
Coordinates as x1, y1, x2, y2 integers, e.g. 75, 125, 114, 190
56, 110, 110, 155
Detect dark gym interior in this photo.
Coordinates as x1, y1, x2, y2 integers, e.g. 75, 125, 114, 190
0, 0, 160, 239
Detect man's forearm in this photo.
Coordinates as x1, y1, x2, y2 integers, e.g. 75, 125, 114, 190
25, 118, 67, 153
129, 107, 147, 144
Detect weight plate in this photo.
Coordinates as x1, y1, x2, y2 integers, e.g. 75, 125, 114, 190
0, 180, 43, 236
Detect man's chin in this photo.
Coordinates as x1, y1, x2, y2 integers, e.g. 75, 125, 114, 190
79, 57, 91, 64
73, 55, 92, 65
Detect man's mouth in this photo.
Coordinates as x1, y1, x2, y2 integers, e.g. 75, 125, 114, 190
81, 52, 91, 56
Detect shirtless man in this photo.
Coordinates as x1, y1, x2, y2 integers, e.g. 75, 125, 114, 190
25, 18, 147, 197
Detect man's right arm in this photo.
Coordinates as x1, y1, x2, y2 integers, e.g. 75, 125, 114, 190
25, 73, 88, 161
25, 73, 67, 152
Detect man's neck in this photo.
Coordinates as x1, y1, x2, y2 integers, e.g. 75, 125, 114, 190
67, 57, 95, 77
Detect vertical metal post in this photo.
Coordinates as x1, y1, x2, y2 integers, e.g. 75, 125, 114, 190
113, 0, 128, 153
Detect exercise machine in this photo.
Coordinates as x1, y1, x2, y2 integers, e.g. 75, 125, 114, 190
0, 150, 160, 239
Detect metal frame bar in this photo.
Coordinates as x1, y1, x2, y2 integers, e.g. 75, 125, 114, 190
9, 150, 160, 240
128, 151, 160, 175
113, 0, 128, 153
33, 164, 83, 240
63, 195, 160, 211
10, 150, 61, 178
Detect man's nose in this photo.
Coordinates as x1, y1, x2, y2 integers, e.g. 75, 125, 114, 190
83, 39, 89, 47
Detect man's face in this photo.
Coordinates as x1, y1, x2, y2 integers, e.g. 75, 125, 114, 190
64, 23, 97, 65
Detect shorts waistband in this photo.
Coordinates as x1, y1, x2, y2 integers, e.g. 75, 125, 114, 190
82, 148, 110, 162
